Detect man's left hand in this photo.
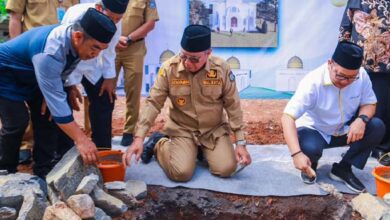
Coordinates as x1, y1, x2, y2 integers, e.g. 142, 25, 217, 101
235, 145, 252, 165
67, 85, 83, 111
347, 118, 366, 144
99, 78, 117, 103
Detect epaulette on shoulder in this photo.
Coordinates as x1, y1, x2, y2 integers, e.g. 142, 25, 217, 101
169, 55, 181, 65
209, 55, 226, 67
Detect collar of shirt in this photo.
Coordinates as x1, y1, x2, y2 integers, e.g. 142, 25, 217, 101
322, 64, 334, 86
66, 26, 78, 58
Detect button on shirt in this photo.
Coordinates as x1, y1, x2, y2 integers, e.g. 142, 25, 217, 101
61, 3, 122, 86
284, 63, 377, 143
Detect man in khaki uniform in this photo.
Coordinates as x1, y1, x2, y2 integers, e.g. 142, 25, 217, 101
7, 0, 78, 37
123, 25, 252, 182
116, 0, 159, 146
6, 0, 78, 164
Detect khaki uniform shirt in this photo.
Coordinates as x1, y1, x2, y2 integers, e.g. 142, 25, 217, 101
6, 0, 78, 31
135, 55, 245, 149
118, 0, 159, 55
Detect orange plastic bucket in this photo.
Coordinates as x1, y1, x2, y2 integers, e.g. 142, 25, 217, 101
372, 166, 390, 198
97, 150, 125, 183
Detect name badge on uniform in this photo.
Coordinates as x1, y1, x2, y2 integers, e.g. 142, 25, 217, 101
57, 7, 66, 23
149, 0, 156, 9
171, 79, 190, 85
203, 79, 222, 86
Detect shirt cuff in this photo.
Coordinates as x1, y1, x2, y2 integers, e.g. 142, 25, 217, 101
134, 126, 149, 139
53, 115, 74, 124
234, 130, 245, 141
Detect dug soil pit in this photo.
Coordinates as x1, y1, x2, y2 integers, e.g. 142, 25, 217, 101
118, 186, 360, 220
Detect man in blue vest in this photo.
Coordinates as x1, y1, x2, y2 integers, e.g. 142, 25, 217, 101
0, 8, 117, 178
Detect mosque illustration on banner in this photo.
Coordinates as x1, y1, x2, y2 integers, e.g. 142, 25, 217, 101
190, 0, 278, 48
210, 0, 257, 33
275, 56, 308, 92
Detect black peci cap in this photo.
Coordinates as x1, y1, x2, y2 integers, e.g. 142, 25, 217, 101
332, 41, 363, 70
181, 24, 211, 52
80, 8, 117, 44
102, 0, 129, 14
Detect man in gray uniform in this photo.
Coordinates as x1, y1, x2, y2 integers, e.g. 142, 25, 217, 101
0, 8, 116, 178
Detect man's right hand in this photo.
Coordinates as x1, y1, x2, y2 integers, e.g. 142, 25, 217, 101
75, 136, 99, 165
122, 137, 144, 167
116, 36, 129, 50
292, 152, 312, 173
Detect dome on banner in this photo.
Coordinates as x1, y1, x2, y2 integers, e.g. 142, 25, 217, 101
227, 56, 240, 69
287, 56, 303, 69
159, 50, 175, 64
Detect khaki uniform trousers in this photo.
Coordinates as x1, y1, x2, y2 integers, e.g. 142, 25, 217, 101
155, 135, 237, 182
115, 52, 144, 134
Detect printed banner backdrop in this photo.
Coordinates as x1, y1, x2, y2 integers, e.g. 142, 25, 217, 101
119, 0, 348, 99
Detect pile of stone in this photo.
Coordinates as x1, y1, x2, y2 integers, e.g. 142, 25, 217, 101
0, 147, 147, 220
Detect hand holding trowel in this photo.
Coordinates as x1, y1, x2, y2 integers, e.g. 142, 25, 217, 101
303, 166, 317, 182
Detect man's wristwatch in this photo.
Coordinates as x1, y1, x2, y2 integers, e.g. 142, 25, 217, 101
126, 36, 133, 45
236, 140, 247, 146
358, 114, 370, 124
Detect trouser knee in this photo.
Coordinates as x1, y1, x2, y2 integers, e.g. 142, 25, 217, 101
209, 159, 237, 177
166, 166, 194, 182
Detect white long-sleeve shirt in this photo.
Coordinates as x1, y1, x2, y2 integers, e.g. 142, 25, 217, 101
61, 3, 121, 86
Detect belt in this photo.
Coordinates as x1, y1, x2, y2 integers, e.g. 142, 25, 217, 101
129, 38, 144, 45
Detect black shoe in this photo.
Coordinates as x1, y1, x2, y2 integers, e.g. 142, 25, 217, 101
141, 132, 165, 164
300, 162, 317, 185
120, 133, 134, 146
197, 148, 204, 161
372, 148, 390, 166
19, 149, 32, 165
329, 163, 366, 193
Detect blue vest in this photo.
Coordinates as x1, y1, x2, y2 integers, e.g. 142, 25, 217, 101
0, 25, 58, 101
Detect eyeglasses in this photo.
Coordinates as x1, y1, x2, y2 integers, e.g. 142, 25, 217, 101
179, 53, 203, 63
335, 73, 360, 81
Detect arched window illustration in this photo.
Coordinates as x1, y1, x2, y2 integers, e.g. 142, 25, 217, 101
227, 56, 240, 69
159, 50, 175, 64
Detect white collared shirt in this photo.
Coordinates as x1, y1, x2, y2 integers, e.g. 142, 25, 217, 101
61, 3, 122, 86
284, 63, 377, 143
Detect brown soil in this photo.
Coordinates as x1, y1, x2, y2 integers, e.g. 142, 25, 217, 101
74, 97, 287, 144
115, 186, 360, 220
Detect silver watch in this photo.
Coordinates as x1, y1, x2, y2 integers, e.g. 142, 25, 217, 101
236, 140, 247, 146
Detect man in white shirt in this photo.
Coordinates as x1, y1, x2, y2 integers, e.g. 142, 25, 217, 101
281, 41, 385, 193
62, 0, 128, 148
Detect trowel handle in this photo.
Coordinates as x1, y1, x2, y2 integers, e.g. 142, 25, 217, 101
305, 166, 316, 178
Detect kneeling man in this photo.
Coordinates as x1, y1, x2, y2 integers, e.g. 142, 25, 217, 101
123, 25, 251, 182
282, 41, 385, 193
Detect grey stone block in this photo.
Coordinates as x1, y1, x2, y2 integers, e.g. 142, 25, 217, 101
46, 147, 103, 200
0, 207, 17, 220
95, 208, 112, 220
106, 180, 147, 207
75, 174, 99, 195
104, 181, 126, 191
91, 187, 127, 217
0, 173, 48, 220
